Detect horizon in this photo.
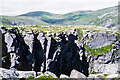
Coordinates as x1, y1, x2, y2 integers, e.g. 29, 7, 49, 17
0, 0, 119, 16
0, 5, 118, 17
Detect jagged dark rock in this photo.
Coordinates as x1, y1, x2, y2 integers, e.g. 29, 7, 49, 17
0, 27, 120, 78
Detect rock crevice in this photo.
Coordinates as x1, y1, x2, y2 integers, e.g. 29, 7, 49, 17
1, 27, 120, 77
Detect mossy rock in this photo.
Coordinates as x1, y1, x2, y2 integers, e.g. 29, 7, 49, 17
25, 76, 34, 80
89, 72, 99, 74
85, 44, 113, 56
104, 74, 109, 77
36, 75, 54, 79
112, 78, 120, 80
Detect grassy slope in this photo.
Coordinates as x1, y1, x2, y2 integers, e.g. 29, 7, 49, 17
0, 6, 118, 28
58, 6, 118, 28
0, 16, 49, 25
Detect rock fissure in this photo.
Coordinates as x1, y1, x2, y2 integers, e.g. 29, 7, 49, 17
1, 26, 120, 78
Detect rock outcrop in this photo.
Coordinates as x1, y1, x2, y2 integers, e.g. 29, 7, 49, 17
0, 26, 120, 78
70, 69, 86, 78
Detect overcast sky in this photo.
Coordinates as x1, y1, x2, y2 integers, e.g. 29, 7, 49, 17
0, 0, 119, 16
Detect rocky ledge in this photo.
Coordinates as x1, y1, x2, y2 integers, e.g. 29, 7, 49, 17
0, 26, 120, 79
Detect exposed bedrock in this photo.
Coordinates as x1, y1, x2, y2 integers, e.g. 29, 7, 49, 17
0, 27, 120, 77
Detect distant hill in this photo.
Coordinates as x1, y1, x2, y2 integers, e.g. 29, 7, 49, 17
0, 6, 118, 28
20, 11, 54, 17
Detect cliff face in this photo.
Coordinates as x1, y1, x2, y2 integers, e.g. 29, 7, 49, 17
1, 27, 120, 77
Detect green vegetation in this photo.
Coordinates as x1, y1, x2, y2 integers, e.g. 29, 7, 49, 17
25, 76, 34, 80
2, 56, 7, 59
112, 78, 120, 80
104, 74, 109, 77
85, 44, 113, 55
19, 27, 25, 31
28, 25, 66, 33
52, 36, 55, 39
76, 28, 82, 39
3, 25, 120, 35
115, 32, 119, 37
116, 50, 119, 55
0, 6, 118, 28
37, 75, 50, 78
99, 74, 109, 78
76, 28, 82, 35
90, 72, 99, 74
36, 75, 54, 79
36, 78, 71, 80
26, 75, 55, 80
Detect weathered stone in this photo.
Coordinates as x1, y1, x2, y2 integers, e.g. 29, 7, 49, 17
0, 27, 7, 34
44, 71, 58, 78
24, 32, 34, 53
0, 68, 18, 78
37, 72, 44, 76
103, 64, 118, 74
70, 69, 86, 78
1, 27, 120, 78
88, 74, 104, 78
92, 64, 105, 73
88, 33, 111, 49
4, 33, 16, 53
60, 74, 70, 78
106, 74, 119, 78
16, 70, 36, 78
108, 33, 117, 41
0, 68, 36, 78
35, 74, 45, 78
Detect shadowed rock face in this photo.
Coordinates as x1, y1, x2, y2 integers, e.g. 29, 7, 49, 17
0, 27, 120, 77
32, 33, 45, 72
1, 27, 10, 69
0, 30, 2, 67
47, 34, 89, 76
